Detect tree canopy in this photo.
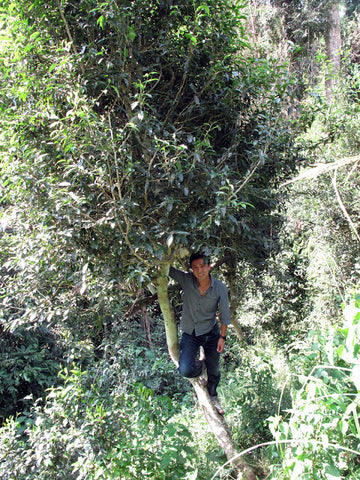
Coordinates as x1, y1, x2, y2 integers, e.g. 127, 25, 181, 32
1, 0, 302, 302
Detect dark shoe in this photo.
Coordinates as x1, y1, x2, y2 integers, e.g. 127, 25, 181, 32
210, 395, 225, 415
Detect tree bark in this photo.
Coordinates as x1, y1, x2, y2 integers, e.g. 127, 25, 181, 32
325, 1, 341, 99
141, 305, 153, 350
155, 263, 179, 366
155, 261, 256, 480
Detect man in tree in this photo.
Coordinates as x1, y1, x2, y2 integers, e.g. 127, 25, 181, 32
169, 253, 230, 415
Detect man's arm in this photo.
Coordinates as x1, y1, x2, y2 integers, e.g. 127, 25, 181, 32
218, 283, 231, 325
217, 324, 228, 353
169, 265, 188, 284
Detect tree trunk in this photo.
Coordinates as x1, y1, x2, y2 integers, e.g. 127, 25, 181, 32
325, 1, 341, 99
141, 305, 153, 350
156, 264, 179, 366
155, 263, 256, 480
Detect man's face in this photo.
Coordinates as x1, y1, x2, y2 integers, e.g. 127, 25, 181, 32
191, 258, 211, 282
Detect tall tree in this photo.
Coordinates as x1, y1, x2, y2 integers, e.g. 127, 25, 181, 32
325, 1, 342, 98
1, 0, 302, 472
270, 0, 342, 93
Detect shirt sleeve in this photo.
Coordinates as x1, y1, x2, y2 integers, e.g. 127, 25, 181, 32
169, 266, 188, 286
218, 283, 231, 326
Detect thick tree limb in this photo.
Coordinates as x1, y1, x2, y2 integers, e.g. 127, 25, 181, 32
210, 254, 232, 270
123, 293, 158, 318
191, 379, 257, 479
280, 155, 360, 187
155, 264, 179, 366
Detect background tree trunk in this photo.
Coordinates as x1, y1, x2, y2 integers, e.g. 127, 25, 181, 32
325, 1, 341, 99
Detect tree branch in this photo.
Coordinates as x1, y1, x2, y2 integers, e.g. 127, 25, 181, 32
332, 168, 360, 243
58, 0, 85, 76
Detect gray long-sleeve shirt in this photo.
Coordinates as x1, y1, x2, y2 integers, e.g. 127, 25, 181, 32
169, 266, 231, 336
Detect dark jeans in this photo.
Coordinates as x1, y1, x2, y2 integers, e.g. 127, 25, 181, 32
178, 324, 221, 397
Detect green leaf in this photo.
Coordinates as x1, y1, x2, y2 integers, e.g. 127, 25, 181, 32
160, 452, 173, 469
324, 465, 341, 479
196, 5, 210, 15
97, 15, 105, 29
127, 27, 136, 42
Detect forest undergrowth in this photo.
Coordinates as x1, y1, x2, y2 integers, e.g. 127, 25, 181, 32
2, 292, 360, 480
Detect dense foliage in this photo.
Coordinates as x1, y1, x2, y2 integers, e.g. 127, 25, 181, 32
0, 366, 196, 480
0, 0, 302, 424
268, 294, 360, 479
1, 0, 302, 276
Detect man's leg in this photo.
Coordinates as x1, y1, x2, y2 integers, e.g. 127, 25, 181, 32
203, 326, 221, 397
178, 332, 203, 378
204, 329, 225, 414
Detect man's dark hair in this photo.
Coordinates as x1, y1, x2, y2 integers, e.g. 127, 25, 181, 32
189, 252, 210, 268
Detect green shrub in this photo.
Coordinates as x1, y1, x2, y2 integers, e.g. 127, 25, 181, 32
268, 292, 360, 479
0, 325, 61, 421
0, 365, 198, 480
222, 336, 293, 452
100, 320, 189, 401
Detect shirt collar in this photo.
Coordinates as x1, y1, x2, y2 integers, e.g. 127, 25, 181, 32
192, 273, 214, 287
